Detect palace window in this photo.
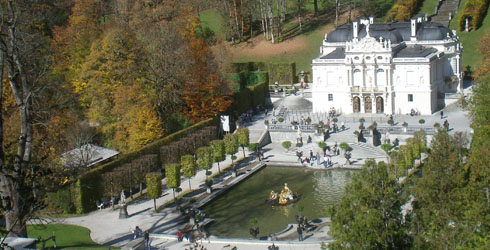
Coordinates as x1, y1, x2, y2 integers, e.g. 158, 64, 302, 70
408, 94, 413, 102
328, 94, 333, 101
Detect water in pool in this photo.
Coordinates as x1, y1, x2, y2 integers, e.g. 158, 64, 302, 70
202, 166, 355, 238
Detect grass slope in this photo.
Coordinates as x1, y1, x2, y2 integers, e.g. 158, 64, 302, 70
449, 0, 490, 70
27, 224, 116, 250
418, 0, 439, 16
200, 0, 488, 76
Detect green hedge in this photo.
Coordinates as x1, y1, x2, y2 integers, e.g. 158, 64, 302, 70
230, 62, 296, 85
231, 62, 267, 73
227, 71, 269, 91
385, 0, 423, 21
268, 62, 296, 85
73, 118, 216, 214
458, 0, 489, 31
231, 81, 269, 115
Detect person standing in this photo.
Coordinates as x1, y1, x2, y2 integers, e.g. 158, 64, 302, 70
440, 110, 444, 119
144, 231, 150, 250
297, 224, 303, 241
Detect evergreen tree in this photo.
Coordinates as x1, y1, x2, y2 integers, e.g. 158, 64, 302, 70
326, 160, 411, 249
411, 129, 469, 249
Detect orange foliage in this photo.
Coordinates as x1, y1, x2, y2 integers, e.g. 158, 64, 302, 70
182, 25, 232, 123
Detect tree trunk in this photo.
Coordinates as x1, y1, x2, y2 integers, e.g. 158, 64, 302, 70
233, 0, 241, 40
188, 178, 192, 190
259, 0, 268, 39
0, 0, 35, 237
153, 198, 156, 211
267, 1, 274, 43
335, 0, 340, 27
314, 0, 318, 16
0, 175, 28, 237
348, 0, 352, 23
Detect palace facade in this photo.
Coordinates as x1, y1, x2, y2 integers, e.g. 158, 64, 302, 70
311, 17, 462, 115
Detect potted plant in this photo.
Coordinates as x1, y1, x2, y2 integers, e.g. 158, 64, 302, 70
318, 141, 327, 150
249, 218, 259, 238
305, 117, 312, 125
282, 141, 292, 152
402, 122, 408, 132
339, 142, 351, 155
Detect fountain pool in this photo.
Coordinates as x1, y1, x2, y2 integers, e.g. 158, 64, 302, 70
202, 166, 356, 238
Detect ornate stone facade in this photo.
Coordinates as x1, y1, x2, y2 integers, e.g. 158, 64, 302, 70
311, 18, 462, 115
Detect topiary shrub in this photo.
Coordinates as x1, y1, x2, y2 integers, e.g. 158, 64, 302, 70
332, 118, 338, 123
339, 142, 352, 151
165, 164, 181, 207
236, 128, 250, 157
419, 119, 425, 124
388, 119, 394, 126
318, 141, 327, 150
359, 118, 365, 123
181, 155, 196, 190
146, 172, 162, 211
210, 140, 225, 173
296, 142, 303, 148
282, 141, 292, 151
278, 117, 284, 123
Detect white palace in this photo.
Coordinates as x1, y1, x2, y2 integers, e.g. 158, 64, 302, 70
311, 17, 462, 115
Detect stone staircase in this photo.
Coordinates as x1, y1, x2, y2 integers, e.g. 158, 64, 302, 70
431, 0, 461, 27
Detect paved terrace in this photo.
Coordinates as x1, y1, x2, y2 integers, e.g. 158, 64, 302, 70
41, 92, 471, 250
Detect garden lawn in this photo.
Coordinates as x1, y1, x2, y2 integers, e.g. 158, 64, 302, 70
417, 0, 440, 16
199, 9, 226, 39
27, 224, 117, 250
449, 0, 490, 70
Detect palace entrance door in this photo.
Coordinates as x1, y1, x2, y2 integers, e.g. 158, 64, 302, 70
353, 96, 360, 113
376, 96, 384, 113
364, 96, 372, 113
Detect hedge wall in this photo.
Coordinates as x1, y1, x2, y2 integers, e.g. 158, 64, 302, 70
231, 62, 267, 73
458, 0, 489, 31
73, 118, 216, 214
230, 62, 296, 85
231, 81, 269, 115
227, 71, 269, 91
268, 62, 296, 85
385, 0, 423, 21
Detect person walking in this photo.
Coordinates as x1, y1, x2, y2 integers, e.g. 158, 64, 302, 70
297, 224, 303, 241
133, 226, 142, 239
144, 231, 150, 250
440, 110, 444, 119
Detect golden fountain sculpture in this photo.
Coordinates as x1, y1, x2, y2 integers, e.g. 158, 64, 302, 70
267, 183, 299, 206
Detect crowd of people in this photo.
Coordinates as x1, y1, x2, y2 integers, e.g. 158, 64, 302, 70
296, 142, 341, 168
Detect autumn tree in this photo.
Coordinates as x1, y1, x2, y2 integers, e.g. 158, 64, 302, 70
181, 25, 232, 123
0, 0, 73, 237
